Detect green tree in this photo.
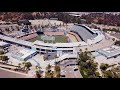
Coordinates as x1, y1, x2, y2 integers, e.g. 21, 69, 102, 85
54, 71, 61, 78
0, 51, 4, 55
54, 65, 60, 72
24, 62, 32, 70
45, 71, 54, 78
100, 63, 109, 71
102, 70, 114, 78
95, 72, 100, 77
78, 49, 98, 78
0, 56, 8, 63
35, 71, 41, 78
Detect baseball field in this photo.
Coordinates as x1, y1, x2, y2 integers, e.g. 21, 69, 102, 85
29, 35, 68, 43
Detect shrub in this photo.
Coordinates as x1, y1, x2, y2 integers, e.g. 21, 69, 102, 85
0, 51, 4, 55
95, 72, 100, 77
100, 63, 109, 71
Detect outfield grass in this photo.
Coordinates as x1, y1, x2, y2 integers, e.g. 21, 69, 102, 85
29, 35, 67, 43
55, 36, 67, 43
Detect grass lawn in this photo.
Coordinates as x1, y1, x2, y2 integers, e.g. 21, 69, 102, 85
29, 35, 67, 43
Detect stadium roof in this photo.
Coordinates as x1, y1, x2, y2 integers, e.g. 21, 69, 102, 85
97, 45, 120, 58
0, 34, 33, 47
70, 24, 97, 42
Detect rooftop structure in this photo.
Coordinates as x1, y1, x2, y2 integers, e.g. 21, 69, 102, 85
0, 34, 33, 47
11, 48, 37, 61
97, 45, 120, 59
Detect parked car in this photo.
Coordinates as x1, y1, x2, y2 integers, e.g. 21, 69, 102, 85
74, 68, 78, 71
118, 62, 120, 65
61, 75, 65, 77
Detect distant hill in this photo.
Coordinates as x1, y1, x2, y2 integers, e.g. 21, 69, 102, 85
0, 12, 57, 22
0, 12, 120, 26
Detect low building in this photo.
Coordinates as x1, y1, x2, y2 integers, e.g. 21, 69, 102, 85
97, 45, 120, 59
18, 20, 31, 25
11, 48, 37, 61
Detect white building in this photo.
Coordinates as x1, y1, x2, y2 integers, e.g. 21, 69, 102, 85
11, 48, 37, 61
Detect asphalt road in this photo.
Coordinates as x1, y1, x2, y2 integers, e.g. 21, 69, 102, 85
0, 68, 28, 78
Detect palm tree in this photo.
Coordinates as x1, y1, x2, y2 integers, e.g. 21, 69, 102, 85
45, 64, 54, 78
54, 65, 61, 78
46, 64, 51, 71
45, 71, 53, 78
35, 66, 42, 78
35, 71, 41, 78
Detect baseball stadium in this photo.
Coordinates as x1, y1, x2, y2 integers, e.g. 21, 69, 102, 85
0, 23, 105, 57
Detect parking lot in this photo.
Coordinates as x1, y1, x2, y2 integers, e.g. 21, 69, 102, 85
59, 59, 82, 78
60, 65, 82, 78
